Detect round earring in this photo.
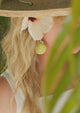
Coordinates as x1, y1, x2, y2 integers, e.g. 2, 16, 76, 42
35, 40, 46, 55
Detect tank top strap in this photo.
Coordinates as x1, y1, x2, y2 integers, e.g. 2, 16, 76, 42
0, 68, 25, 113
1, 69, 16, 92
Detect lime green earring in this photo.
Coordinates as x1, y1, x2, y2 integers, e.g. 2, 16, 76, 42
35, 40, 46, 55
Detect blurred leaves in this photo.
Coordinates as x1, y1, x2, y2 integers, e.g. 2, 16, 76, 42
43, 16, 71, 95
0, 0, 2, 6
43, 0, 80, 113
0, 17, 10, 75
60, 81, 80, 113
0, 45, 7, 74
0, 17, 10, 41
71, 0, 80, 24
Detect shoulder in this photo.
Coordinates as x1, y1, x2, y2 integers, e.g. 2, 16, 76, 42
0, 76, 17, 113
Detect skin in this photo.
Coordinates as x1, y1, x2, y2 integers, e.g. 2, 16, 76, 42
0, 23, 79, 112
38, 23, 63, 81
0, 76, 17, 113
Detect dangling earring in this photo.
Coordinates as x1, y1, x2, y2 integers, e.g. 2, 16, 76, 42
35, 40, 47, 55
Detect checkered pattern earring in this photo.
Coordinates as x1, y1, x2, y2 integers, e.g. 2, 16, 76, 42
35, 40, 46, 55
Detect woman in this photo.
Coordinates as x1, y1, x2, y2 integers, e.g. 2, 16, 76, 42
0, 16, 76, 113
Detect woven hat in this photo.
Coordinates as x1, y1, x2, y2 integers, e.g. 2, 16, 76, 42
0, 0, 71, 17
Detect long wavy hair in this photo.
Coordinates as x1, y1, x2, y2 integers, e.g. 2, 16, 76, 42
1, 17, 41, 113
1, 16, 66, 113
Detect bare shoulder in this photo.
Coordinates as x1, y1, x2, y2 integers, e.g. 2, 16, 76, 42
0, 76, 17, 113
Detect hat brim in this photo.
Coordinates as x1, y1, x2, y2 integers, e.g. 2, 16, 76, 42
0, 0, 71, 17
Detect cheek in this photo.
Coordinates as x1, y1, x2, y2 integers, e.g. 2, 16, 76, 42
44, 24, 62, 47
38, 24, 62, 74
38, 45, 50, 73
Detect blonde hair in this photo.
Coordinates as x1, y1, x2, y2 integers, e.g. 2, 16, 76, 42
1, 17, 41, 113
1, 16, 66, 113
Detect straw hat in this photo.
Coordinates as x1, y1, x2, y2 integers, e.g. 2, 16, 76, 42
0, 0, 71, 17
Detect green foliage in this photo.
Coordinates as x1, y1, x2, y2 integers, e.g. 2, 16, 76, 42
0, 0, 2, 5
0, 45, 7, 74
43, 0, 80, 113
0, 17, 10, 41
0, 17, 10, 75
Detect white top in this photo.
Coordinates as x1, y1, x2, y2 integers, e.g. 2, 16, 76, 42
1, 69, 25, 113
1, 69, 76, 113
